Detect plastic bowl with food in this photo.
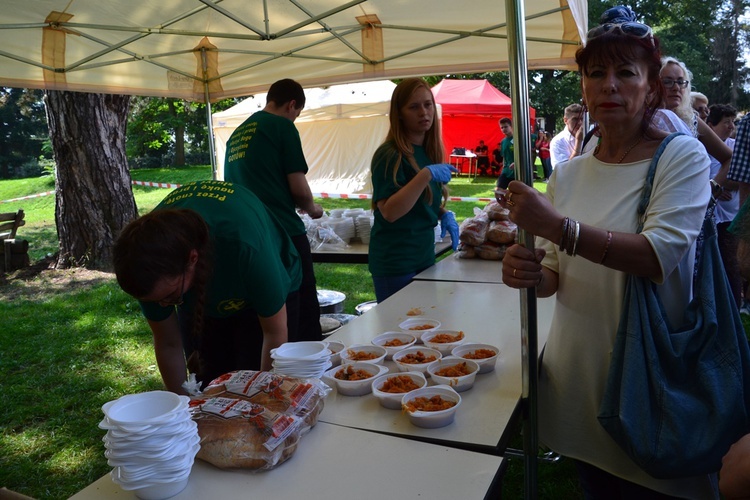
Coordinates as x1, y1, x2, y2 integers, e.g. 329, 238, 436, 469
398, 318, 441, 342
322, 362, 388, 396
401, 385, 462, 428
339, 344, 387, 365
324, 339, 346, 367
392, 347, 443, 375
451, 343, 500, 374
370, 331, 417, 360
421, 329, 466, 355
371, 372, 427, 410
426, 357, 480, 392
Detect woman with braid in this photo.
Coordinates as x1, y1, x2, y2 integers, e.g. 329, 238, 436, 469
113, 180, 301, 394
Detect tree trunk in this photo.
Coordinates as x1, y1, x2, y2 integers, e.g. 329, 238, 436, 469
169, 100, 186, 166
44, 91, 138, 271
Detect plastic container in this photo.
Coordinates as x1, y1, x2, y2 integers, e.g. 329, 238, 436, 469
339, 344, 387, 365
322, 362, 389, 396
370, 332, 417, 360
392, 347, 442, 375
398, 318, 441, 342
451, 343, 500, 374
401, 386, 462, 428
421, 329, 466, 355
426, 357, 479, 392
371, 372, 427, 409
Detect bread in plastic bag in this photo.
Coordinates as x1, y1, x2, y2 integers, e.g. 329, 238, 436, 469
486, 220, 517, 245
483, 200, 510, 221
189, 370, 330, 470
459, 208, 489, 247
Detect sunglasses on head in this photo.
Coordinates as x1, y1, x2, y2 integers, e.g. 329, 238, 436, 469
587, 22, 653, 45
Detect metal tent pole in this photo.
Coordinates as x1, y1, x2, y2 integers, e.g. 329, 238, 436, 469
505, 1, 539, 499
201, 48, 219, 180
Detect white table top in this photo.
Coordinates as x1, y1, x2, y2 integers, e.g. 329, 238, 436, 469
70, 422, 504, 500
320, 280, 553, 453
312, 238, 452, 264
416, 253, 504, 283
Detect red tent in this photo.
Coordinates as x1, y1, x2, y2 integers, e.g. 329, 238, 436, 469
431, 79, 536, 169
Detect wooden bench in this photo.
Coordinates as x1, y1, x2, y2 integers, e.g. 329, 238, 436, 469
0, 209, 27, 272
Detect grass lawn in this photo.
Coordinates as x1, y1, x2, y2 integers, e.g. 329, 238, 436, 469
0, 166, 740, 499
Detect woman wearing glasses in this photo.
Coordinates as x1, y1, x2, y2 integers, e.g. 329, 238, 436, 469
113, 180, 302, 393
499, 6, 715, 498
661, 56, 733, 196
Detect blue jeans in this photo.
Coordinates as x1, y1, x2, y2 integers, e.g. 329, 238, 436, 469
372, 272, 417, 303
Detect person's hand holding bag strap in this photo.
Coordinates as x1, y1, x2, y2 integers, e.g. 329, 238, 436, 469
425, 164, 458, 183
440, 211, 459, 250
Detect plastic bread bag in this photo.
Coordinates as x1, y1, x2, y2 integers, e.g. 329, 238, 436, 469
486, 220, 517, 245
474, 241, 507, 260
458, 208, 489, 247
189, 370, 330, 470
483, 200, 510, 221
455, 243, 477, 259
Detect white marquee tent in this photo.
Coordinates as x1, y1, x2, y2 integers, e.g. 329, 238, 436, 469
212, 80, 397, 194
0, 1, 587, 100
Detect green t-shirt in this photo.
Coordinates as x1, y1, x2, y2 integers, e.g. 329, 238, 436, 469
500, 136, 515, 179
224, 110, 308, 236
368, 143, 442, 277
140, 180, 302, 322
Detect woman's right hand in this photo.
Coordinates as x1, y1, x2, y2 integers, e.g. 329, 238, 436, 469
501, 181, 562, 243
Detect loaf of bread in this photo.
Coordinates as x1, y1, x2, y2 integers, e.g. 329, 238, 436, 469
474, 241, 507, 260
458, 211, 489, 246
486, 220, 517, 245
190, 370, 328, 470
483, 200, 510, 221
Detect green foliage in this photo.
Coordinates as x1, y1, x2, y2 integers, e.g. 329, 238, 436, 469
126, 97, 241, 168
0, 88, 49, 179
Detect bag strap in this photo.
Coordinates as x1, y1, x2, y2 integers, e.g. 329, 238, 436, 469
636, 132, 684, 233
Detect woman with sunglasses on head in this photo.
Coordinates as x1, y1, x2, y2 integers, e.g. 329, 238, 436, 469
499, 6, 716, 498
113, 180, 302, 394
368, 77, 458, 302
660, 56, 733, 196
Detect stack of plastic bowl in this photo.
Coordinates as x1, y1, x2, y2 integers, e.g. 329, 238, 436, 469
100, 391, 199, 500
355, 214, 373, 244
271, 341, 332, 379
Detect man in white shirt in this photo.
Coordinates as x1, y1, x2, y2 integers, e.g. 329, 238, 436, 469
550, 103, 585, 168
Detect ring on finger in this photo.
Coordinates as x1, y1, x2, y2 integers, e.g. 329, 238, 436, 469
507, 192, 513, 203
513, 268, 517, 278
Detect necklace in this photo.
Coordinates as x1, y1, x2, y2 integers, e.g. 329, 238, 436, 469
595, 135, 644, 163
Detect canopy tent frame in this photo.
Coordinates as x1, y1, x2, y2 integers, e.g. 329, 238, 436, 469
0, 2, 588, 497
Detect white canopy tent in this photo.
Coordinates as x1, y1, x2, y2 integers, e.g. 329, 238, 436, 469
212, 80, 397, 193
0, 1, 587, 100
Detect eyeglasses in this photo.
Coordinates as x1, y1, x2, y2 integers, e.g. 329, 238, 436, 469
587, 22, 653, 44
159, 271, 186, 306
661, 78, 690, 89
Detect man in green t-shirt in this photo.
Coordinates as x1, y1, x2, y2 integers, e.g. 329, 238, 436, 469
496, 117, 515, 189
113, 180, 302, 392
224, 79, 323, 343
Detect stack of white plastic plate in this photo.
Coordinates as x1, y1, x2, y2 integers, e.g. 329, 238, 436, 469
356, 215, 374, 244
326, 217, 356, 242
99, 391, 199, 500
271, 341, 332, 379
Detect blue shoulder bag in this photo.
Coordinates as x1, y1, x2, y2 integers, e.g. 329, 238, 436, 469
597, 133, 750, 479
